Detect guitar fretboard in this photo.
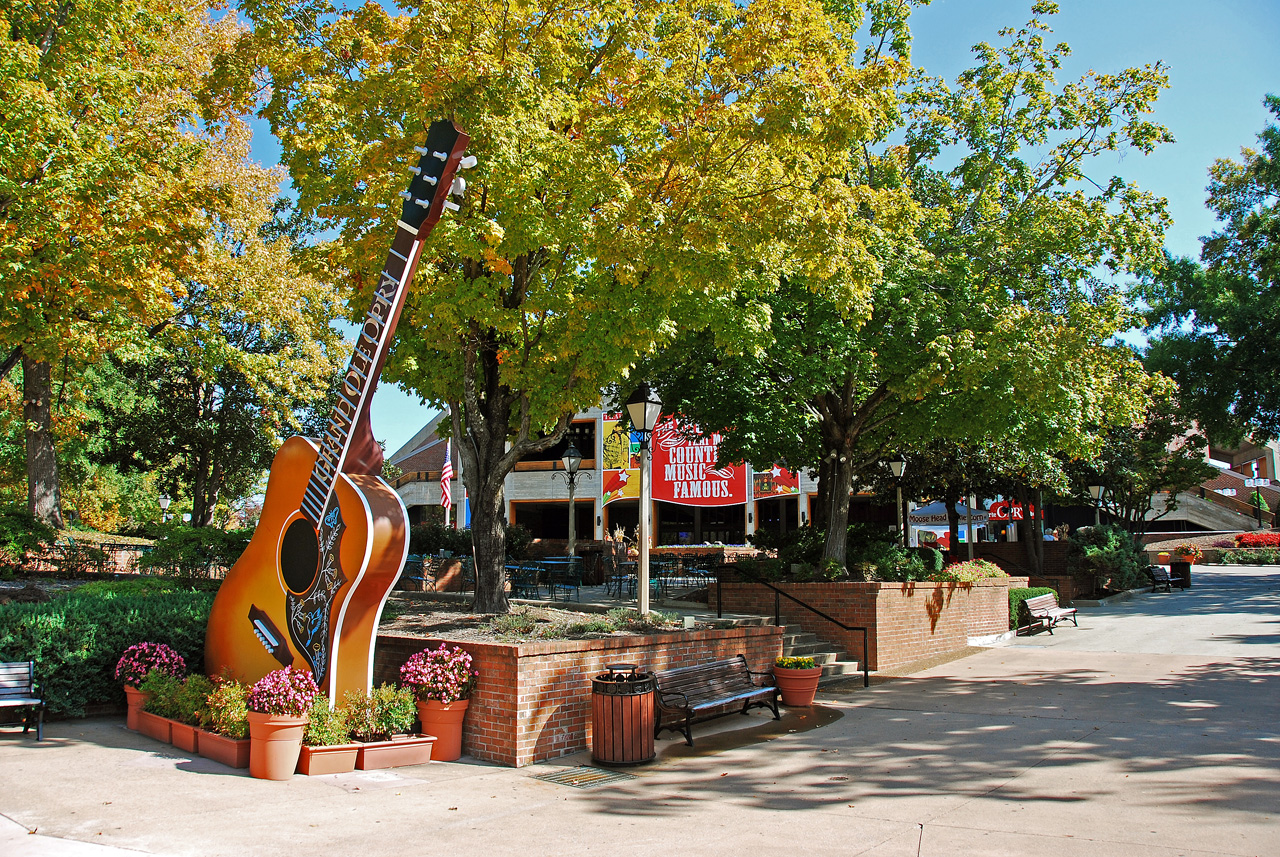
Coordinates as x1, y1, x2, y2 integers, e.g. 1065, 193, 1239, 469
300, 227, 420, 525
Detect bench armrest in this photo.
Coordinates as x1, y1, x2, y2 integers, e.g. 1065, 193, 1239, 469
656, 689, 690, 707
746, 669, 777, 687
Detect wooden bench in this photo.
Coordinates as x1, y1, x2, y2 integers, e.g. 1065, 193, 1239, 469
1146, 565, 1186, 593
0, 661, 45, 741
653, 655, 779, 746
1019, 593, 1078, 635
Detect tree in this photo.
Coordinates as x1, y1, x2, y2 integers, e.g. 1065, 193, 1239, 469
0, 0, 278, 525
650, 3, 1172, 570
228, 0, 908, 611
1143, 95, 1280, 443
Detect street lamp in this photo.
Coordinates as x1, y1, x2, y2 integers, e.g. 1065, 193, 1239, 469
625, 383, 663, 615
889, 459, 906, 547
1088, 484, 1104, 527
158, 495, 171, 523
551, 440, 591, 557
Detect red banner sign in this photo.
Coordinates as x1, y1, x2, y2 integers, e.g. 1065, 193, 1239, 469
987, 501, 1043, 521
651, 419, 748, 507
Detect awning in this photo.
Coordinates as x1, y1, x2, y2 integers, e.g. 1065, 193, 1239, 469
907, 501, 989, 526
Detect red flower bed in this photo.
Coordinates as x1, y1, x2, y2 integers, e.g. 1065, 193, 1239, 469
1235, 531, 1280, 548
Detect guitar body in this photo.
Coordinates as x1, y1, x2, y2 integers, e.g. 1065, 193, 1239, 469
204, 436, 408, 701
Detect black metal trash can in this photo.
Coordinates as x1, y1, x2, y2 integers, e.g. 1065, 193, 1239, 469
591, 663, 655, 766
1170, 560, 1192, 589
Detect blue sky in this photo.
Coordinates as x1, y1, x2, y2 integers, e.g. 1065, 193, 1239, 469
253, 0, 1279, 456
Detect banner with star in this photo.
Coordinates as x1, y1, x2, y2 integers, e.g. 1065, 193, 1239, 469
753, 464, 801, 498
600, 413, 641, 505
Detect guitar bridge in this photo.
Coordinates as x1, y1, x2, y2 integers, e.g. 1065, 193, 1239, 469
248, 605, 294, 668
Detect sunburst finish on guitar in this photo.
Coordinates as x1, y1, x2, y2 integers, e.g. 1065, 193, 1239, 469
205, 120, 473, 701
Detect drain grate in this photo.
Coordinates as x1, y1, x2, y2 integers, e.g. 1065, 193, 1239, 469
532, 766, 638, 789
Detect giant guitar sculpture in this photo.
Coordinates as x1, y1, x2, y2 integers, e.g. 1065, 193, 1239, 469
206, 120, 473, 702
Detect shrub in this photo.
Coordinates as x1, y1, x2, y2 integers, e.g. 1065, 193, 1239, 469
139, 669, 184, 718
343, 683, 417, 740
246, 666, 319, 717
1235, 531, 1280, 548
1222, 547, 1280, 564
173, 673, 215, 726
303, 695, 353, 746
407, 522, 473, 557
399, 644, 477, 702
135, 525, 251, 577
114, 641, 186, 688
75, 578, 218, 599
1067, 525, 1145, 592
929, 559, 1008, 583
0, 590, 212, 715
918, 547, 944, 574
1009, 587, 1056, 630
0, 506, 57, 575
504, 523, 533, 560
201, 677, 249, 738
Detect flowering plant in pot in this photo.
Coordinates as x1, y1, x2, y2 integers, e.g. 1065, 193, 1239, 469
400, 644, 477, 762
115, 642, 185, 731
772, 656, 822, 707
297, 695, 360, 775
167, 673, 214, 753
1173, 543, 1203, 563
245, 666, 319, 780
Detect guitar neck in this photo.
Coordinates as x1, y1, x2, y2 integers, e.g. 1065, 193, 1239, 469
300, 227, 422, 526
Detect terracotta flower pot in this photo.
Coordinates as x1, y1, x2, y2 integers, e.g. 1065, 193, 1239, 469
417, 698, 469, 762
247, 712, 308, 781
355, 735, 436, 770
123, 686, 150, 732
170, 720, 199, 754
297, 743, 360, 776
773, 666, 823, 707
136, 709, 172, 744
198, 730, 250, 769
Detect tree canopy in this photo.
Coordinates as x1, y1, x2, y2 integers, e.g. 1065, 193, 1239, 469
1143, 94, 1280, 443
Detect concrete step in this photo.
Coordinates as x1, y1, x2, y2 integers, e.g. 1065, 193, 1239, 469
819, 661, 864, 680
781, 633, 820, 647
782, 641, 839, 657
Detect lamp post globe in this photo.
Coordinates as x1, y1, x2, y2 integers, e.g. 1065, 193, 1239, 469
889, 459, 906, 547
1088, 484, 1104, 527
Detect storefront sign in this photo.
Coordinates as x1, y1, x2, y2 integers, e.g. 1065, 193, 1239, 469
753, 464, 800, 498
651, 418, 748, 507
987, 501, 1042, 521
600, 413, 640, 506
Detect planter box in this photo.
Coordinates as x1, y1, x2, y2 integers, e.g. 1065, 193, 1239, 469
198, 730, 250, 769
297, 743, 360, 776
170, 720, 199, 754
355, 735, 435, 770
136, 710, 172, 744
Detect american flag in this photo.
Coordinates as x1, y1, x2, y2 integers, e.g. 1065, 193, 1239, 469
440, 439, 453, 510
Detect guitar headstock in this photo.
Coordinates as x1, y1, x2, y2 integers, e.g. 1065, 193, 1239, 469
398, 119, 475, 235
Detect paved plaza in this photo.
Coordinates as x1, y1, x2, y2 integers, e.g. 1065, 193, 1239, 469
2, 565, 1278, 856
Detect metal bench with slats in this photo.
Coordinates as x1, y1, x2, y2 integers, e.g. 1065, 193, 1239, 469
0, 661, 45, 741
653, 655, 779, 746
1020, 593, 1078, 635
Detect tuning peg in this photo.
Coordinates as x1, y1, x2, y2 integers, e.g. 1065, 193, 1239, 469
415, 198, 430, 209
433, 151, 448, 162
422, 175, 438, 186
449, 176, 466, 197
408, 166, 421, 176
460, 155, 478, 170
413, 145, 429, 155
398, 190, 413, 200
443, 201, 460, 212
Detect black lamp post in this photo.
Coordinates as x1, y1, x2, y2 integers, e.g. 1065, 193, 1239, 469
159, 495, 171, 523
625, 383, 663, 615
552, 440, 590, 556
889, 459, 906, 547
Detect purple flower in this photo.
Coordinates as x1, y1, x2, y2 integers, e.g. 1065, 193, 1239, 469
115, 642, 186, 688
399, 644, 478, 703
246, 666, 320, 716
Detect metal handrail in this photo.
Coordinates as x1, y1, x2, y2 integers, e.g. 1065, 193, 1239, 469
714, 567, 869, 688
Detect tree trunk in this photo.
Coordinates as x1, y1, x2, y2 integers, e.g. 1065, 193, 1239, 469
810, 456, 834, 531
821, 454, 856, 569
1019, 486, 1044, 576
467, 469, 509, 613
23, 355, 64, 528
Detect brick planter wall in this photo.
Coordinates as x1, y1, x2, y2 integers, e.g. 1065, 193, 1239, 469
374, 625, 783, 768
710, 577, 1025, 672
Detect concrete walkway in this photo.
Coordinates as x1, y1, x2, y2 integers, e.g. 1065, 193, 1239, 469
2, 565, 1278, 856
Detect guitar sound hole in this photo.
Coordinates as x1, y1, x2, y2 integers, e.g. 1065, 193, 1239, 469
281, 518, 320, 595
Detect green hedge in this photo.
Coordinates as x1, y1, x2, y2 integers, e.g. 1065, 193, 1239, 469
1222, 547, 1280, 564
1009, 587, 1056, 630
0, 588, 213, 716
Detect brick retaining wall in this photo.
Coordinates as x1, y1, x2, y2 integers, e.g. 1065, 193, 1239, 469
710, 576, 1025, 672
374, 625, 783, 767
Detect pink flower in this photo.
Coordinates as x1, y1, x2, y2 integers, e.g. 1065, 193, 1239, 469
115, 642, 185, 688
246, 666, 319, 716
399, 644, 478, 703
